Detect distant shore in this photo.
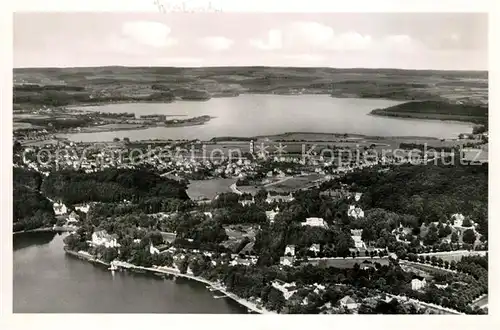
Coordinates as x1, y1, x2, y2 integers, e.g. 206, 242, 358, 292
64, 249, 275, 314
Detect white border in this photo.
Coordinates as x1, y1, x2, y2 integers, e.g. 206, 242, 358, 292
1, 1, 498, 330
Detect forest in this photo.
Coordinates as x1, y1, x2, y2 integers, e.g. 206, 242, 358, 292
40, 168, 190, 205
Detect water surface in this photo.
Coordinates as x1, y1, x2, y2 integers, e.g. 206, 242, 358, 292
63, 95, 473, 142
13, 232, 247, 313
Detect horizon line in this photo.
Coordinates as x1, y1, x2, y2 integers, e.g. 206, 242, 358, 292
12, 65, 488, 73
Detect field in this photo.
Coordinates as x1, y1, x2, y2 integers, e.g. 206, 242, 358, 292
187, 178, 236, 201
13, 67, 487, 109
304, 257, 390, 268
224, 225, 259, 240
417, 250, 487, 262
265, 174, 322, 192
78, 123, 144, 132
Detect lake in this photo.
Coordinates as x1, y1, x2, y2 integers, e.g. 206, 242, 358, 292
62, 95, 473, 142
13, 232, 247, 313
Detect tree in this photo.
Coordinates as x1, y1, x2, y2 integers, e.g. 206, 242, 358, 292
267, 287, 286, 313
123, 137, 130, 144
462, 229, 477, 245
451, 232, 459, 244
431, 256, 437, 265
424, 224, 439, 246
444, 260, 450, 269
450, 260, 456, 270
113, 137, 120, 142
361, 227, 375, 245
425, 255, 431, 263
438, 224, 452, 238
462, 217, 473, 227
102, 247, 119, 263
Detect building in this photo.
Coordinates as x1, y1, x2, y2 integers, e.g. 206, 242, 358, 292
339, 296, 358, 310
149, 243, 160, 255
280, 256, 295, 266
301, 217, 328, 228
239, 196, 255, 206
309, 244, 321, 254
91, 230, 121, 248
354, 192, 363, 202
284, 245, 296, 256
74, 204, 90, 214
352, 236, 366, 250
319, 188, 350, 200
271, 280, 298, 300
265, 207, 279, 223
350, 229, 366, 249
249, 140, 254, 154
411, 278, 427, 291
451, 213, 465, 227
266, 192, 294, 204
53, 202, 68, 216
348, 205, 365, 219
67, 211, 80, 223
230, 257, 253, 267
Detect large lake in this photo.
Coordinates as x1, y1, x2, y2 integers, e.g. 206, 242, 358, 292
63, 95, 473, 142
13, 232, 247, 313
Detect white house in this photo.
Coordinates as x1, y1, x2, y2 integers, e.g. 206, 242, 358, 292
67, 211, 80, 223
265, 207, 280, 223
352, 236, 366, 249
53, 202, 68, 216
350, 229, 366, 249
280, 256, 295, 266
309, 244, 321, 254
354, 193, 363, 202
452, 213, 465, 227
411, 278, 427, 291
284, 245, 296, 256
91, 230, 121, 248
301, 217, 328, 228
266, 192, 294, 204
74, 204, 90, 214
339, 296, 358, 310
348, 205, 365, 219
271, 280, 297, 300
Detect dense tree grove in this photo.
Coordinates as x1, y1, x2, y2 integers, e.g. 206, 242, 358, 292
13, 168, 55, 231
41, 169, 189, 204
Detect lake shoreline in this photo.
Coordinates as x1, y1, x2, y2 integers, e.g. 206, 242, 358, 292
64, 249, 275, 314
368, 111, 481, 126
13, 226, 76, 235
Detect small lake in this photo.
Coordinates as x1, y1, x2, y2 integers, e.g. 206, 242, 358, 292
13, 232, 247, 313
62, 95, 473, 142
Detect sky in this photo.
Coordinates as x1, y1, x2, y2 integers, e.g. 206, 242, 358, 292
13, 12, 488, 70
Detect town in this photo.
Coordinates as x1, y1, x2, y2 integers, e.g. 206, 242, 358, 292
13, 128, 488, 314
